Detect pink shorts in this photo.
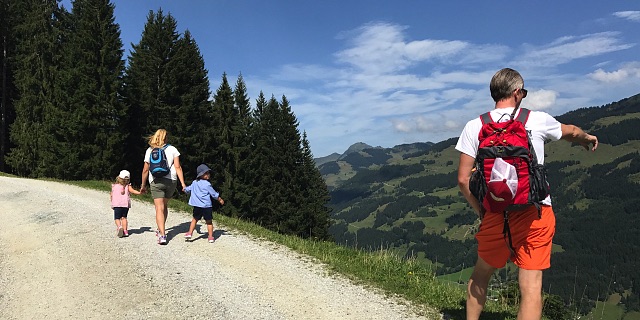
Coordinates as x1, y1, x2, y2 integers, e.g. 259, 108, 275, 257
476, 205, 555, 270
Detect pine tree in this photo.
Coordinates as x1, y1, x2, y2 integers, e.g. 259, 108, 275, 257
55, 0, 125, 180
7, 0, 63, 177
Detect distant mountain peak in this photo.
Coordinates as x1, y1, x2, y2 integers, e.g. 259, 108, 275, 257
344, 142, 373, 153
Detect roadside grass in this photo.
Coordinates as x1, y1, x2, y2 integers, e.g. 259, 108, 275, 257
51, 178, 518, 318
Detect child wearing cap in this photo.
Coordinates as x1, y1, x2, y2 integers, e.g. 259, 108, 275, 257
183, 164, 224, 243
110, 170, 142, 238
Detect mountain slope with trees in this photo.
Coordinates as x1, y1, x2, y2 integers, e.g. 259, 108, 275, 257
322, 94, 640, 317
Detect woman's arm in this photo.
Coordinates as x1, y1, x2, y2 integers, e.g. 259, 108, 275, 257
173, 156, 186, 191
140, 162, 150, 193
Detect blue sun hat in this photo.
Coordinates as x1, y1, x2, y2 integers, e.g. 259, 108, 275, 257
196, 164, 211, 179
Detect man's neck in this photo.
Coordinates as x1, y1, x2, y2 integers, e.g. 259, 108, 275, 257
495, 98, 518, 109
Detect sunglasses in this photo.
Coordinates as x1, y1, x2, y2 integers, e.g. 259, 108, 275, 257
519, 88, 528, 98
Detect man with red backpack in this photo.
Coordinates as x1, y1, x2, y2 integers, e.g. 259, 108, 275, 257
456, 68, 598, 320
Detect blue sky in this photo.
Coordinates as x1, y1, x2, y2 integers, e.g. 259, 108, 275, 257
64, 1, 640, 157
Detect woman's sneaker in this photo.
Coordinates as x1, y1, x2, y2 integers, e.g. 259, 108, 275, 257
123, 230, 129, 237
208, 236, 215, 243
158, 235, 167, 245
117, 227, 124, 238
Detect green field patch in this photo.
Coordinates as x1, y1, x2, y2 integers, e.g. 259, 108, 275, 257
594, 112, 640, 126
586, 299, 625, 320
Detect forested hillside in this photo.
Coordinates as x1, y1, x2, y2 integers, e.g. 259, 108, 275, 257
323, 94, 640, 317
0, 0, 330, 240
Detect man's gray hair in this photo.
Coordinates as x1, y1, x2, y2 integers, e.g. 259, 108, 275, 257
490, 68, 524, 102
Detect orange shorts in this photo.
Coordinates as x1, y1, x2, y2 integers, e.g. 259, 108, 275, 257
476, 205, 555, 270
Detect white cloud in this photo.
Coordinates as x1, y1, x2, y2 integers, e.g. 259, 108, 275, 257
522, 89, 557, 110
589, 63, 640, 83
613, 11, 640, 22
391, 119, 412, 132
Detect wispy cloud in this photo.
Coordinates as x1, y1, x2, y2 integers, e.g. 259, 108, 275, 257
518, 32, 634, 67
335, 22, 470, 74
613, 11, 640, 22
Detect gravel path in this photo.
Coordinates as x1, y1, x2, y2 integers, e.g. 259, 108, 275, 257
0, 176, 439, 319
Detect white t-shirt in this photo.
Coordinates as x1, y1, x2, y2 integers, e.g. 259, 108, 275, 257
455, 107, 563, 204
144, 144, 181, 183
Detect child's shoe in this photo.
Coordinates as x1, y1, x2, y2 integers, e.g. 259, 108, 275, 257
117, 227, 124, 238
184, 233, 192, 240
208, 236, 215, 243
158, 235, 167, 245
123, 230, 129, 237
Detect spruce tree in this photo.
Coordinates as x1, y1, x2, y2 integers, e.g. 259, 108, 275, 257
247, 95, 300, 233
7, 0, 62, 177
122, 9, 181, 180
273, 95, 305, 235
231, 74, 253, 217
209, 73, 237, 215
166, 29, 211, 180
246, 91, 274, 223
299, 132, 331, 239
55, 0, 125, 180
0, 0, 18, 172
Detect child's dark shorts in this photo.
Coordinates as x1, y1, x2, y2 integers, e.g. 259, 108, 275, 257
113, 207, 129, 220
193, 206, 213, 221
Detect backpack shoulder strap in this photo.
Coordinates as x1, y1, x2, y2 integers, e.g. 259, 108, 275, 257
515, 108, 530, 124
161, 144, 171, 150
479, 112, 492, 125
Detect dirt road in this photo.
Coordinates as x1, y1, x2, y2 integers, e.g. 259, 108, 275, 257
0, 176, 437, 319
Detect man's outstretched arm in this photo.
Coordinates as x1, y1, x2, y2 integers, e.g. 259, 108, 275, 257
561, 124, 598, 151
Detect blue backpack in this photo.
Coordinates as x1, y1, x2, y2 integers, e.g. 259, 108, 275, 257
149, 144, 171, 177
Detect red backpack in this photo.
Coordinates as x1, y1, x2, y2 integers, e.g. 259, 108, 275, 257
469, 108, 549, 215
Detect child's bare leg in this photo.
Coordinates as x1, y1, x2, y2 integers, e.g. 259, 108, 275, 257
121, 217, 128, 231
115, 219, 121, 229
206, 220, 214, 238
188, 218, 198, 235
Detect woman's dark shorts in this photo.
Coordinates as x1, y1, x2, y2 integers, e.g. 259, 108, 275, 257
113, 207, 129, 220
193, 206, 213, 221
